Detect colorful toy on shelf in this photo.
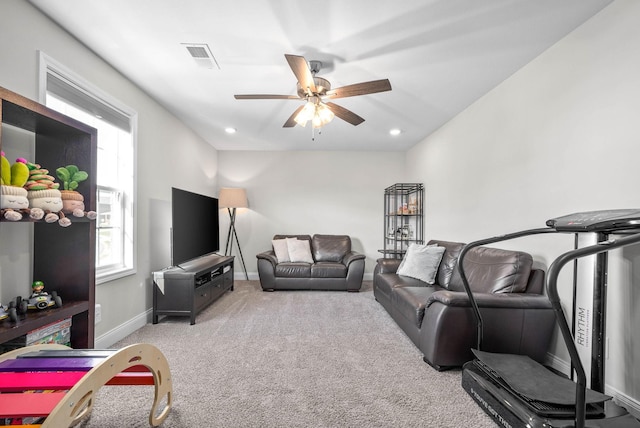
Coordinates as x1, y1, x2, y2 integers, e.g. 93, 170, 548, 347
0, 301, 18, 323
24, 161, 70, 226
2, 155, 96, 225
0, 152, 45, 221
55, 165, 97, 219
25, 280, 62, 311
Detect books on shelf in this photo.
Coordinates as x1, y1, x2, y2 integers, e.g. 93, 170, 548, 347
0, 318, 71, 354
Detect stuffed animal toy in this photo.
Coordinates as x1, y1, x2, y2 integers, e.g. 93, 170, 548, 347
24, 161, 70, 226
0, 152, 44, 221
56, 165, 97, 220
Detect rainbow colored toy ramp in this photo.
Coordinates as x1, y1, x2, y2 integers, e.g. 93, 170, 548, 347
0, 343, 172, 427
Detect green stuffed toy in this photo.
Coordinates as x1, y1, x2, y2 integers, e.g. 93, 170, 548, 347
56, 165, 96, 219
25, 160, 70, 226
0, 152, 44, 221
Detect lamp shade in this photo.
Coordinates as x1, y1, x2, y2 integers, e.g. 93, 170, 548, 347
218, 187, 248, 208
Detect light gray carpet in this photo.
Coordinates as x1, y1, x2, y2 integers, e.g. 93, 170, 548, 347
79, 281, 495, 427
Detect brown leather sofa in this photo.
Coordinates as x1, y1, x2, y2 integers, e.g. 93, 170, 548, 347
257, 234, 365, 291
373, 239, 555, 370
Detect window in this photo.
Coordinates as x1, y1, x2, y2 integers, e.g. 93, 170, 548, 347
39, 52, 136, 283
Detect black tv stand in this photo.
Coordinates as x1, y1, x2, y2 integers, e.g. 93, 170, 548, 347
152, 254, 234, 325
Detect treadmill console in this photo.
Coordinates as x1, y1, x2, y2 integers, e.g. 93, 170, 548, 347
546, 209, 640, 232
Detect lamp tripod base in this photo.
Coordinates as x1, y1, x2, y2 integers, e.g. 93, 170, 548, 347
224, 207, 248, 280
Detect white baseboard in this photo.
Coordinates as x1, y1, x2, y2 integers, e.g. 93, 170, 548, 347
604, 385, 640, 418
545, 352, 640, 417
608, 385, 640, 418
94, 308, 151, 348
545, 351, 571, 375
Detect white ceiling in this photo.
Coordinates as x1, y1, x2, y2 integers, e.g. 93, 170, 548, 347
28, 0, 612, 152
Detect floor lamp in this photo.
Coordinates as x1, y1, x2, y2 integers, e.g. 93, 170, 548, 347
219, 187, 249, 280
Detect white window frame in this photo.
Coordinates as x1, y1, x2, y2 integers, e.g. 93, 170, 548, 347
38, 51, 137, 284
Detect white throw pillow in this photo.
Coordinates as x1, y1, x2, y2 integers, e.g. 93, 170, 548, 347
272, 239, 290, 263
396, 243, 446, 285
396, 243, 437, 273
287, 238, 314, 263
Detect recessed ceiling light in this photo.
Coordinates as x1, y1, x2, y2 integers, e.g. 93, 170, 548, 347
225, 127, 237, 134
389, 129, 402, 136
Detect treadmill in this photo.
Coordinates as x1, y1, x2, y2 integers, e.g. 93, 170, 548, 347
458, 209, 640, 428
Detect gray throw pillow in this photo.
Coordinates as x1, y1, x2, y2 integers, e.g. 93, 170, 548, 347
397, 244, 446, 284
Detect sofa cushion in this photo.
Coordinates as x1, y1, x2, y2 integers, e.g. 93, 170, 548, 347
374, 272, 427, 300
275, 263, 311, 278
312, 234, 350, 262
397, 244, 446, 285
272, 239, 290, 263
448, 246, 533, 294
287, 238, 314, 263
311, 262, 347, 278
427, 240, 465, 289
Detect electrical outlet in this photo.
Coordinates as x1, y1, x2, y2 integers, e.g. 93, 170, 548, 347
95, 304, 102, 324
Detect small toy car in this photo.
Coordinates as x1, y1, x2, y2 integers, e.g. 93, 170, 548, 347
0, 302, 18, 322
23, 281, 62, 311
26, 291, 62, 311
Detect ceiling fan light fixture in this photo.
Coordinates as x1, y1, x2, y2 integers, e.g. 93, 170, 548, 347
294, 101, 316, 127
313, 103, 334, 128
294, 99, 335, 129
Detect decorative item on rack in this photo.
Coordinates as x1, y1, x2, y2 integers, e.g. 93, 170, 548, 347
22, 280, 63, 312
0, 155, 96, 226
380, 183, 424, 259
0, 302, 18, 323
0, 153, 44, 221
219, 187, 249, 280
56, 165, 97, 220
24, 160, 70, 226
408, 196, 418, 214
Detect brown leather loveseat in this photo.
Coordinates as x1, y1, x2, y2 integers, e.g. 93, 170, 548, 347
373, 239, 555, 370
257, 234, 365, 292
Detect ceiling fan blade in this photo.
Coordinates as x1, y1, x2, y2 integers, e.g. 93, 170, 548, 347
325, 102, 365, 126
325, 79, 392, 99
235, 94, 300, 100
285, 54, 316, 94
283, 104, 305, 128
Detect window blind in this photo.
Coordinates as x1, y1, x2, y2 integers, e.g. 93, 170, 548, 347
46, 71, 131, 132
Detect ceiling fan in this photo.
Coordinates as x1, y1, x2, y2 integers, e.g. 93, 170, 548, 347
234, 54, 392, 129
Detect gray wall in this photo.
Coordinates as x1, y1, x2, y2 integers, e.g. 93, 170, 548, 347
0, 0, 219, 343
217, 150, 406, 278
2, 0, 640, 414
406, 0, 640, 409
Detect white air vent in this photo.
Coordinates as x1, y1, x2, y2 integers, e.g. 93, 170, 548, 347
182, 43, 220, 69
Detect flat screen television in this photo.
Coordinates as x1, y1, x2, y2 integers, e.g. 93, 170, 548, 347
171, 187, 220, 266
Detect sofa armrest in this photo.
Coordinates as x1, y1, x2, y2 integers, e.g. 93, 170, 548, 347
256, 250, 278, 269
343, 251, 365, 267
427, 290, 552, 309
375, 258, 402, 274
